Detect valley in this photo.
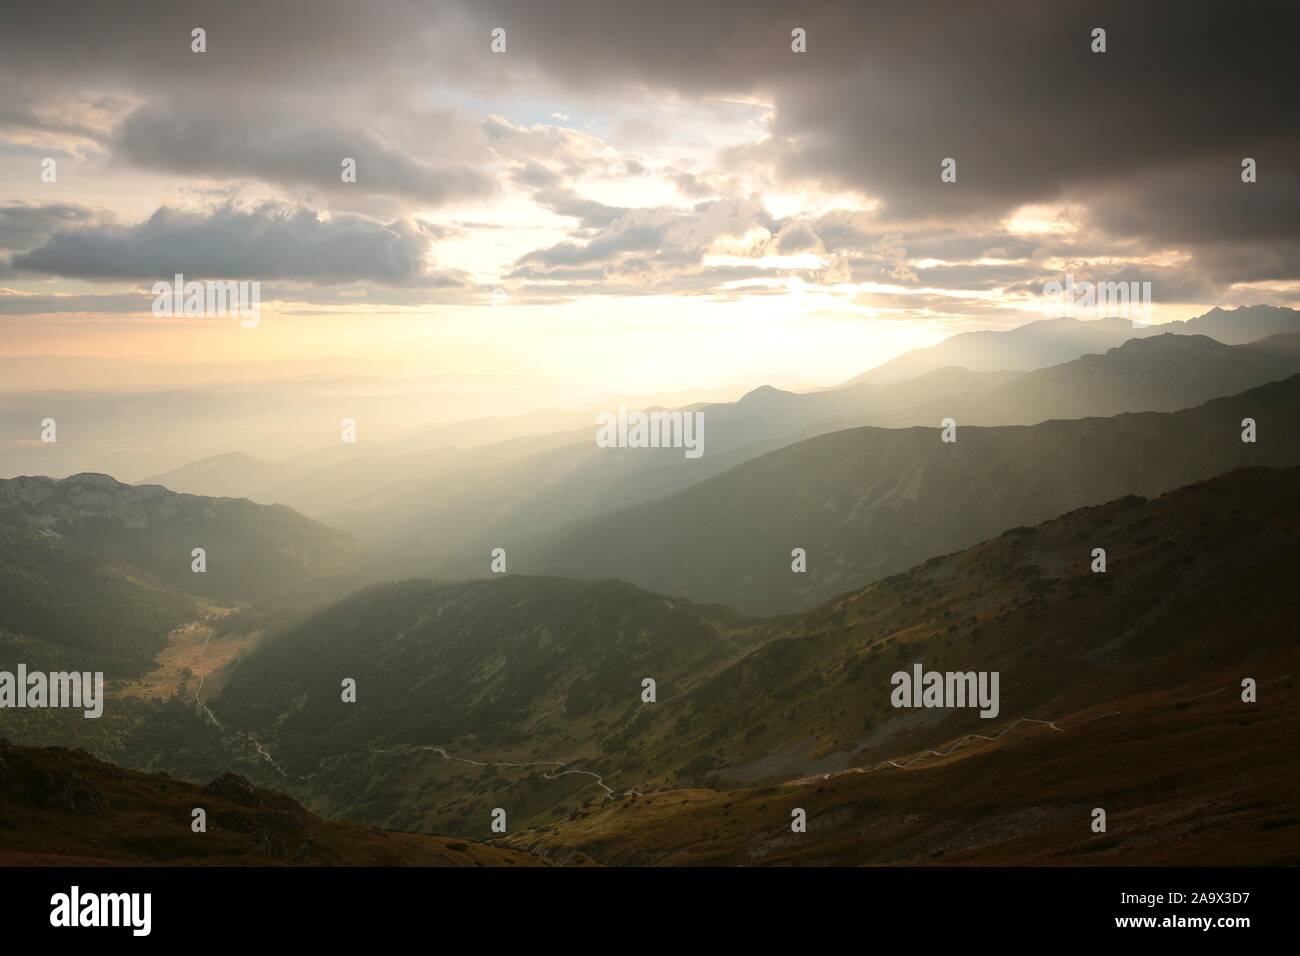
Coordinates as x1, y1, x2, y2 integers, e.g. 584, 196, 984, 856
3, 310, 1300, 866
101, 465, 1298, 863
115, 606, 257, 703
1, 3, 1296, 919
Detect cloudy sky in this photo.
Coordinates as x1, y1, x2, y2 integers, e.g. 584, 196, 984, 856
1, 0, 1297, 392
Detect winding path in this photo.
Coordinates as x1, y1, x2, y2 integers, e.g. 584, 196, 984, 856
189, 673, 1296, 801
788, 716, 1070, 787
373, 744, 633, 799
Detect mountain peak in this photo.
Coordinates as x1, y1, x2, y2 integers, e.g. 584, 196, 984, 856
1109, 332, 1225, 353
739, 384, 792, 403
61, 472, 128, 489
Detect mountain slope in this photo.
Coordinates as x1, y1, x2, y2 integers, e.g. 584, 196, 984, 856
198, 467, 1300, 863
0, 513, 198, 673
511, 663, 1300, 866
143, 427, 586, 517
0, 473, 358, 676
891, 332, 1300, 425
0, 740, 544, 866
0, 473, 357, 604
333, 327, 1300, 586
507, 466, 1300, 865
325, 368, 1019, 581
211, 576, 768, 833
533, 375, 1300, 613
142, 310, 1299, 591
850, 305, 1299, 385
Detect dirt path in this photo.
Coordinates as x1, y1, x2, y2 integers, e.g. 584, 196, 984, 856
371, 744, 635, 799
787, 716, 1068, 787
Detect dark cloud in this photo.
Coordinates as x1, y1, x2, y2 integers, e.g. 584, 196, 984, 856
0, 3, 497, 205
913, 262, 1044, 292
1082, 153, 1300, 247
472, 0, 1300, 287
8, 1, 1296, 222
2, 0, 1296, 303
532, 189, 629, 230
0, 1, 471, 93
775, 225, 819, 253
0, 202, 100, 252
10, 202, 456, 285
112, 101, 495, 207
1013, 264, 1221, 307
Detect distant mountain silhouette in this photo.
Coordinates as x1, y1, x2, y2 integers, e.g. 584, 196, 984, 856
318, 367, 1019, 581
326, 334, 1300, 584
141, 309, 1300, 592
848, 305, 1300, 385
142, 428, 582, 516
533, 374, 1300, 613
892, 332, 1300, 425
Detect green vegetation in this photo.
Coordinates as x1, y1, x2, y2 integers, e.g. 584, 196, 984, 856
0, 516, 197, 673
0, 474, 359, 675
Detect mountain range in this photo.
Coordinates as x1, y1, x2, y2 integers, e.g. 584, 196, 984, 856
892, 332, 1300, 425
3, 306, 1300, 865
532, 374, 1300, 613
847, 305, 1300, 384
180, 318, 1300, 590
3, 462, 1297, 863
171, 466, 1300, 861
505, 465, 1300, 864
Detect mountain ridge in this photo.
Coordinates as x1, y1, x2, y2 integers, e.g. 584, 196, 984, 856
531, 373, 1300, 613
847, 305, 1300, 385
187, 466, 1300, 855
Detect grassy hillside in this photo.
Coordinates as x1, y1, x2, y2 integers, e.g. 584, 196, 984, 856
506, 466, 1300, 864
0, 473, 357, 604
211, 576, 768, 832
509, 662, 1299, 866
0, 515, 198, 672
0, 739, 544, 866
0, 473, 358, 683
199, 467, 1300, 862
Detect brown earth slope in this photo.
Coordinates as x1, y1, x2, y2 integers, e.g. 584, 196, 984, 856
507, 466, 1300, 865
508, 661, 1299, 865
0, 740, 544, 866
